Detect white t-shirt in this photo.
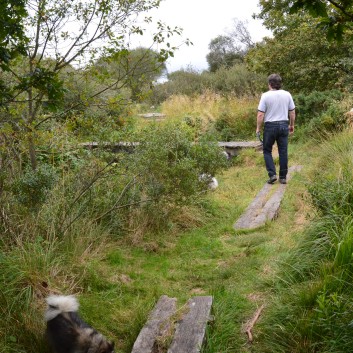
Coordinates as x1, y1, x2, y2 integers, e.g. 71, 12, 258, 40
258, 89, 295, 122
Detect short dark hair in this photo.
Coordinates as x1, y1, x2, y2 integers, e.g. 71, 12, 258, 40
268, 74, 282, 90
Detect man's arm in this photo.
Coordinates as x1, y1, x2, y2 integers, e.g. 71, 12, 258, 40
289, 109, 295, 134
256, 111, 265, 134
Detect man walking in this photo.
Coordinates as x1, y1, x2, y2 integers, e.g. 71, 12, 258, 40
256, 74, 296, 184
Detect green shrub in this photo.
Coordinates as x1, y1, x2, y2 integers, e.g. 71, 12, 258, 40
204, 64, 265, 97
294, 90, 343, 126
124, 121, 227, 231
214, 106, 256, 141
12, 164, 58, 209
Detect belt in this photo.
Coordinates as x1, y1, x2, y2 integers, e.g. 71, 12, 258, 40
265, 120, 288, 125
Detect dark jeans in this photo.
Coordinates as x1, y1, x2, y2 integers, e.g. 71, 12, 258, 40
263, 121, 289, 179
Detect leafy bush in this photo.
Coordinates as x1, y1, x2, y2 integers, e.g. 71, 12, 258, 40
126, 121, 227, 231
132, 121, 226, 202
204, 64, 265, 97
12, 164, 58, 209
214, 104, 256, 141
294, 90, 343, 126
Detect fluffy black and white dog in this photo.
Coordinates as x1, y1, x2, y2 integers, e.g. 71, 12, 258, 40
45, 295, 115, 353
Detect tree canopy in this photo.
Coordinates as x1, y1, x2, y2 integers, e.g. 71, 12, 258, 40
206, 19, 254, 73
257, 0, 353, 40
0, 0, 187, 170
246, 13, 353, 93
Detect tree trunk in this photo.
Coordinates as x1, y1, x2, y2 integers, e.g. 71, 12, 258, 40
28, 134, 37, 171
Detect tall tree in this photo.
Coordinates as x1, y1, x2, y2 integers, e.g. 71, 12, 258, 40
257, 0, 353, 40
206, 35, 243, 72
206, 19, 255, 73
246, 13, 353, 93
93, 47, 166, 102
0, 0, 186, 170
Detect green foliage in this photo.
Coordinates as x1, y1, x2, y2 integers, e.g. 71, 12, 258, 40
206, 35, 243, 72
0, 235, 61, 352
0, 0, 186, 169
246, 15, 353, 94
150, 64, 264, 104
16, 67, 65, 111
290, 92, 350, 142
214, 102, 257, 141
131, 121, 227, 206
289, 0, 353, 41
294, 90, 343, 125
12, 164, 58, 209
205, 64, 265, 96
92, 47, 166, 102
257, 0, 353, 42
0, 0, 28, 66
155, 68, 206, 101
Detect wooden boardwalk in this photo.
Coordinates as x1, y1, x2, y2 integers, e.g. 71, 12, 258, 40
218, 141, 262, 156
131, 295, 177, 353
131, 295, 213, 353
80, 141, 262, 156
234, 165, 303, 230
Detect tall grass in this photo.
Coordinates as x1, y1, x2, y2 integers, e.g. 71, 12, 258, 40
0, 118, 229, 352
160, 93, 258, 140
256, 130, 353, 352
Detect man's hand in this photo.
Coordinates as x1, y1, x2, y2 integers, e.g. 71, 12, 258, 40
256, 111, 265, 135
289, 110, 295, 134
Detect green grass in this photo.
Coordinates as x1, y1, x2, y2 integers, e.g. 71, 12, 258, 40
65, 146, 309, 353
4, 134, 352, 353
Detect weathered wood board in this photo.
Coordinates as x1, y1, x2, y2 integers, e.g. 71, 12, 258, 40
167, 296, 213, 353
218, 141, 262, 157
138, 113, 166, 119
234, 165, 303, 230
131, 295, 177, 353
80, 141, 261, 156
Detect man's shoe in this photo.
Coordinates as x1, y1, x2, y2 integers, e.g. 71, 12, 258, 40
267, 175, 277, 184
279, 178, 287, 184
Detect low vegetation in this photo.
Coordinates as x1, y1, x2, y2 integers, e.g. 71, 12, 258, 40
1, 1, 353, 352
2, 89, 353, 352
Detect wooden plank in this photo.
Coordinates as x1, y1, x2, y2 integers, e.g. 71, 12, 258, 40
80, 141, 261, 156
167, 296, 213, 353
218, 141, 262, 157
233, 183, 273, 230
138, 113, 166, 119
234, 165, 303, 230
79, 141, 139, 153
131, 295, 177, 353
218, 141, 261, 148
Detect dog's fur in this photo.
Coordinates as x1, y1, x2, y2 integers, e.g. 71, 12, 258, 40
45, 295, 114, 353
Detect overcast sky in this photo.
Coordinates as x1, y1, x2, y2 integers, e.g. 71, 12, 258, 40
133, 0, 272, 73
